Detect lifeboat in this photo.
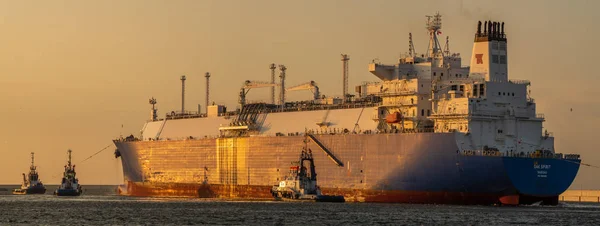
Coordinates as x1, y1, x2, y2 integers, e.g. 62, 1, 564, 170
386, 112, 403, 123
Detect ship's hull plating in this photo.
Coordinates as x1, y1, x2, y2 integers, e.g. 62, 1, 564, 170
12, 185, 46, 195
114, 133, 580, 205
55, 189, 82, 196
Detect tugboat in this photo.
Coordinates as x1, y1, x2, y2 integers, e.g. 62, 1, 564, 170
270, 135, 345, 202
54, 149, 82, 196
13, 152, 46, 195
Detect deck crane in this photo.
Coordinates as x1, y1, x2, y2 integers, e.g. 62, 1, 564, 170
286, 81, 321, 100
239, 80, 279, 107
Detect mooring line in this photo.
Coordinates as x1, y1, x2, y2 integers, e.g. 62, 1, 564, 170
564, 159, 600, 169
78, 144, 114, 164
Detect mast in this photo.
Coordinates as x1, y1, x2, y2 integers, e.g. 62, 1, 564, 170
149, 97, 157, 121
426, 12, 444, 65
67, 149, 72, 169
444, 36, 450, 56
408, 33, 416, 57
30, 152, 35, 170
279, 65, 287, 112
270, 63, 276, 105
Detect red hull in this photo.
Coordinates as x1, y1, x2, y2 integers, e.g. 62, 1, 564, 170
119, 181, 514, 205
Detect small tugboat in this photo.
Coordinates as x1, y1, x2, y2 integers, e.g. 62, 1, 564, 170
270, 135, 345, 202
54, 149, 82, 196
13, 152, 46, 195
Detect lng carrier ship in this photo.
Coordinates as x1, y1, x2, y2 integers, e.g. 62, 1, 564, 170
113, 13, 581, 205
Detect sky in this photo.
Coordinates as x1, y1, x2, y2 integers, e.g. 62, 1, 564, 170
0, 0, 599, 189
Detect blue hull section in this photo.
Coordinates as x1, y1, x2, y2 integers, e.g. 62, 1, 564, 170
503, 157, 580, 197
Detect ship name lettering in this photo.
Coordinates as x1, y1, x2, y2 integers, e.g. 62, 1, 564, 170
534, 164, 551, 170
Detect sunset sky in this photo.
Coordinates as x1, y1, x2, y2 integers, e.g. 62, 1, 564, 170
0, 0, 599, 189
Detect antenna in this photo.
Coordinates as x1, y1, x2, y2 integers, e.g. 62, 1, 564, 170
180, 75, 186, 114
205, 72, 210, 114
426, 12, 443, 58
270, 63, 276, 105
341, 54, 350, 103
279, 65, 287, 112
444, 36, 450, 56
408, 33, 416, 57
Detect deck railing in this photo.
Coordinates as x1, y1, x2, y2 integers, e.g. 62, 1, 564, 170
459, 149, 580, 160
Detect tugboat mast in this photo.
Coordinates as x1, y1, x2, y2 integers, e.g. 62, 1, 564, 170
30, 152, 35, 170
67, 149, 72, 169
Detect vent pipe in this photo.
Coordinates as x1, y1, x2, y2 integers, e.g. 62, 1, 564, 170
180, 75, 186, 113
205, 72, 210, 114
270, 63, 276, 104
341, 54, 350, 103
279, 65, 287, 112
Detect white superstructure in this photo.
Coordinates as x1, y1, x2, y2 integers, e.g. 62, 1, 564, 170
360, 15, 551, 155
139, 13, 555, 157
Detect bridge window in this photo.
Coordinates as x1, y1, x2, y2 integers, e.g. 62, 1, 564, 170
421, 109, 424, 116
433, 72, 436, 76
460, 85, 464, 92
427, 109, 431, 116
498, 92, 501, 96
512, 93, 515, 96
441, 73, 444, 76
479, 84, 485, 96
492, 55, 499, 64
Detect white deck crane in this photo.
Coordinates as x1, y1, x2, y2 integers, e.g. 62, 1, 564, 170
239, 80, 279, 107
286, 81, 321, 100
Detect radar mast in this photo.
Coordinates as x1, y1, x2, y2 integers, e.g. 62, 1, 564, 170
426, 12, 444, 65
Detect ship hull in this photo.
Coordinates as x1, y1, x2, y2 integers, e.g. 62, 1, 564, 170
55, 189, 82, 196
12, 185, 46, 195
114, 133, 579, 205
